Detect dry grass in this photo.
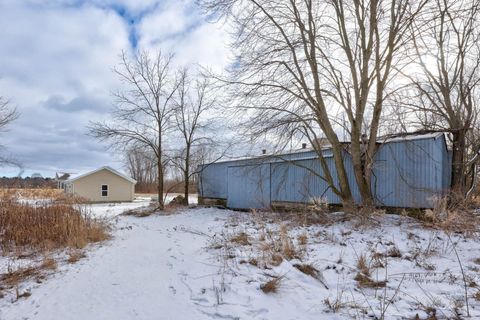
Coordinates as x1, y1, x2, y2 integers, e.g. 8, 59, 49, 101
421, 195, 480, 235
270, 254, 283, 266
356, 253, 370, 277
67, 251, 86, 264
473, 291, 480, 302
293, 263, 318, 277
41, 257, 57, 270
0, 196, 109, 253
248, 258, 258, 266
280, 225, 297, 260
297, 232, 308, 245
387, 246, 402, 258
1, 265, 40, 287
230, 232, 250, 246
123, 204, 157, 217
354, 272, 386, 288
0, 257, 57, 292
0, 188, 64, 200
260, 276, 282, 294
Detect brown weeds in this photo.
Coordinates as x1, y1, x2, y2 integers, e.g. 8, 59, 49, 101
297, 232, 308, 245
387, 246, 402, 258
67, 251, 86, 264
0, 196, 109, 253
270, 254, 283, 266
280, 225, 297, 260
260, 276, 282, 293
230, 232, 250, 246
357, 253, 371, 276
354, 273, 386, 288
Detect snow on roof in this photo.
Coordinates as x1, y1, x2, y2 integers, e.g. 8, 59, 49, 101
377, 132, 444, 143
66, 166, 137, 184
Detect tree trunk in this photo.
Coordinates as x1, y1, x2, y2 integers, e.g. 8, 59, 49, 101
350, 133, 374, 207
330, 142, 355, 212
157, 155, 164, 210
184, 145, 190, 206
451, 130, 467, 196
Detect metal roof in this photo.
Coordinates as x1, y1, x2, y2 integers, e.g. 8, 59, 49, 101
210, 132, 446, 165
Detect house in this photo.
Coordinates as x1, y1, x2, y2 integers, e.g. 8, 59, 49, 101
198, 132, 451, 209
64, 166, 136, 202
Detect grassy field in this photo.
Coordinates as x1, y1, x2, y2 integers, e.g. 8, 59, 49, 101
0, 188, 64, 200
0, 190, 110, 299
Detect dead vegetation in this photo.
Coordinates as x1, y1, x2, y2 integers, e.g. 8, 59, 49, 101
1, 257, 57, 289
293, 263, 329, 289
356, 254, 371, 277
230, 232, 250, 246
418, 195, 480, 235
260, 275, 282, 294
211, 207, 480, 317
67, 251, 86, 264
0, 188, 64, 200
0, 196, 109, 253
354, 272, 386, 289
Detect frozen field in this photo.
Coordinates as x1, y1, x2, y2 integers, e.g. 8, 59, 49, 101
1, 205, 480, 319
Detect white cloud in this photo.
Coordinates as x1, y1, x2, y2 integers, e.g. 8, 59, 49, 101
0, 0, 230, 177
137, 1, 231, 71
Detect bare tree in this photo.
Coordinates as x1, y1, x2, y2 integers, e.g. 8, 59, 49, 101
200, 0, 426, 210
399, 0, 480, 196
0, 97, 18, 133
171, 69, 217, 205
0, 96, 20, 167
124, 146, 158, 191
89, 51, 178, 209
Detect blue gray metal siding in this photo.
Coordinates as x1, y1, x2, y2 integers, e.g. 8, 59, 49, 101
197, 162, 229, 199
372, 135, 448, 208
270, 152, 361, 205
227, 164, 271, 209
198, 135, 451, 209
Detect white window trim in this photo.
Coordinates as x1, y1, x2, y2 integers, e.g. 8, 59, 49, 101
101, 184, 109, 197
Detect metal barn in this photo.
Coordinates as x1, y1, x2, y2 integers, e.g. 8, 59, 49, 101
198, 133, 451, 209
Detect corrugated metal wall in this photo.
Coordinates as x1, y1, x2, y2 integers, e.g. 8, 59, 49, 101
198, 134, 451, 209
227, 164, 271, 209
372, 136, 448, 208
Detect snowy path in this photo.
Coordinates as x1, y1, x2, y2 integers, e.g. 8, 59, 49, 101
3, 206, 479, 319
0, 208, 233, 320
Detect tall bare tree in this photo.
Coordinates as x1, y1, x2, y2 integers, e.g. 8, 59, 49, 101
89, 51, 178, 209
0, 96, 20, 166
171, 69, 217, 205
0, 97, 18, 132
399, 0, 480, 196
200, 0, 426, 210
124, 146, 158, 189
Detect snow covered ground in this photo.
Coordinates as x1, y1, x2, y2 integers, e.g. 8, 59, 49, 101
1, 206, 480, 319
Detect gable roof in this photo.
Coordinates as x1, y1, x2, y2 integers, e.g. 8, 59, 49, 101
66, 166, 137, 184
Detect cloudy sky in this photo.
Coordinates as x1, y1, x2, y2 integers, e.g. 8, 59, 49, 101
0, 0, 230, 177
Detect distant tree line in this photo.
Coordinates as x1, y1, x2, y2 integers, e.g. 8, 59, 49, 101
0, 176, 55, 189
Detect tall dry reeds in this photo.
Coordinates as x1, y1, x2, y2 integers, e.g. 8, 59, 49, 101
0, 188, 64, 200
0, 196, 109, 253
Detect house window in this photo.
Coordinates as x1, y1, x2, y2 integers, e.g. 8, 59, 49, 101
101, 184, 108, 197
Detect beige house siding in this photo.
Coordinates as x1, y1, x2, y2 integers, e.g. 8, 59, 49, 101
69, 168, 135, 202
